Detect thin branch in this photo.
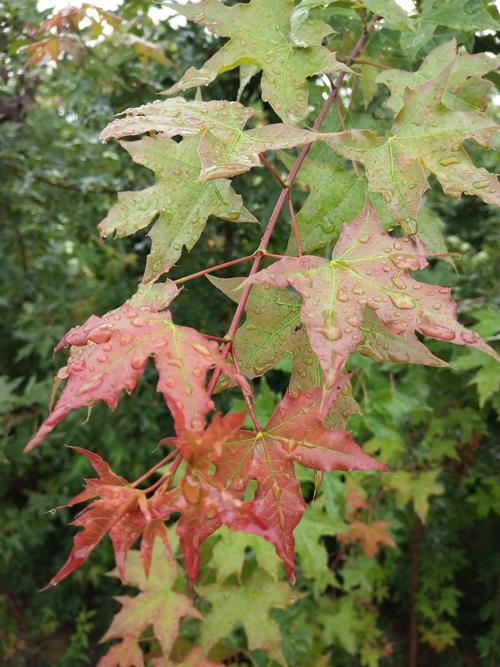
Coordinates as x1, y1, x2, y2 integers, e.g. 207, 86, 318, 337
131, 449, 177, 488
335, 94, 360, 176
231, 347, 262, 432
288, 194, 303, 257
174, 254, 254, 285
260, 154, 289, 189
207, 15, 379, 394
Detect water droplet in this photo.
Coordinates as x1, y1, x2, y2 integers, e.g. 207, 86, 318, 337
358, 234, 370, 243
88, 326, 113, 344
71, 359, 86, 372
462, 331, 479, 344
132, 317, 148, 327
353, 286, 364, 296
473, 180, 490, 189
97, 354, 108, 363
439, 156, 460, 166
337, 289, 349, 302
193, 343, 211, 356
419, 320, 456, 341
319, 326, 342, 341
131, 354, 147, 370
391, 274, 407, 290
389, 293, 415, 310
182, 477, 200, 504
432, 303, 441, 311
192, 367, 202, 377
120, 333, 134, 346
346, 316, 360, 327
232, 479, 244, 492
77, 376, 104, 395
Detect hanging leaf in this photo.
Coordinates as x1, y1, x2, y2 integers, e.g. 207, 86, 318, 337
43, 448, 175, 589
165, 0, 348, 124
99, 135, 257, 283
100, 97, 327, 179
98, 542, 201, 666
218, 378, 386, 580
245, 202, 498, 387
26, 295, 248, 451
327, 45, 500, 229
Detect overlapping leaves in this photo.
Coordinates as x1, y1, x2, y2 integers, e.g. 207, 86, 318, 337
100, 97, 326, 180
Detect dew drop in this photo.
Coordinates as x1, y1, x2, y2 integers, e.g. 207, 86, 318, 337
389, 293, 415, 310
97, 354, 108, 364
439, 156, 460, 166
71, 359, 86, 373
89, 326, 113, 344
353, 286, 364, 296
193, 343, 211, 356
131, 354, 147, 370
473, 180, 490, 189
419, 320, 456, 341
358, 234, 370, 243
120, 333, 134, 346
462, 331, 478, 344
337, 289, 349, 303
391, 274, 407, 290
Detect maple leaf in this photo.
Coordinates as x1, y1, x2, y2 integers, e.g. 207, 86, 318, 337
245, 203, 498, 388
43, 447, 175, 589
25, 287, 247, 451
167, 411, 276, 582
338, 519, 396, 557
378, 40, 500, 114
99, 135, 257, 284
98, 542, 201, 666
218, 379, 386, 580
209, 525, 281, 583
165, 0, 348, 124
198, 570, 290, 664
100, 97, 326, 180
326, 46, 500, 229
385, 469, 444, 522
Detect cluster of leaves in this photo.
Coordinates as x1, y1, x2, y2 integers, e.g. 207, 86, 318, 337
2, 1, 500, 666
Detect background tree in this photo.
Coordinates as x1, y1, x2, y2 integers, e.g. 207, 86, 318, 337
1, 1, 499, 666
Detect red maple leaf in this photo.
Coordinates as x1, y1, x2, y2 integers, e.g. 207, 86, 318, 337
338, 519, 395, 557
26, 300, 247, 452
44, 447, 175, 589
211, 377, 386, 581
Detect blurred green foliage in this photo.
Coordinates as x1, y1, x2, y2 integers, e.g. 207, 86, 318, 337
0, 1, 499, 666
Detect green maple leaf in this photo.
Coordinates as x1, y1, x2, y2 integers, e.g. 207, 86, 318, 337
99, 541, 201, 666
99, 135, 256, 283
198, 570, 290, 664
295, 499, 345, 593
101, 97, 324, 180
209, 525, 281, 582
165, 0, 347, 124
378, 40, 500, 114
385, 469, 444, 522
327, 45, 500, 229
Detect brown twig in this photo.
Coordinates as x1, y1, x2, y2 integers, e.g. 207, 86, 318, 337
288, 194, 303, 257
207, 15, 379, 395
174, 254, 254, 285
131, 449, 177, 488
230, 348, 262, 431
260, 154, 289, 189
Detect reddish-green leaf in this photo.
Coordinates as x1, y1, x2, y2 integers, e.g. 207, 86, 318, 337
245, 203, 498, 387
